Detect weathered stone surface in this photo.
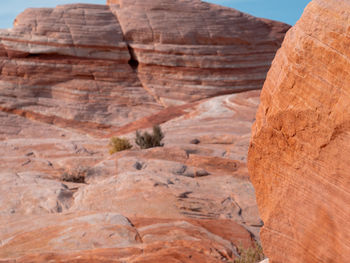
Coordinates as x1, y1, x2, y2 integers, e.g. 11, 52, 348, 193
248, 0, 350, 262
0, 172, 74, 215
0, 4, 162, 135
0, 110, 109, 178
0, 212, 141, 260
0, 90, 262, 262
0, 0, 288, 132
0, 0, 288, 261
3, 89, 261, 262
0, 213, 251, 262
108, 0, 290, 106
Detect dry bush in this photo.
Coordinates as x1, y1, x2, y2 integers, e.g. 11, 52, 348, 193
109, 137, 132, 154
135, 125, 164, 149
234, 242, 265, 263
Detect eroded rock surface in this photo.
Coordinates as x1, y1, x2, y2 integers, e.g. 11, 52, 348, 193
248, 0, 350, 262
108, 0, 289, 106
0, 4, 162, 135
1, 90, 262, 262
0, 0, 289, 133
0, 0, 289, 261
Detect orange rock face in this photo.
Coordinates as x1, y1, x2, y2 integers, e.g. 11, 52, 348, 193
248, 0, 350, 262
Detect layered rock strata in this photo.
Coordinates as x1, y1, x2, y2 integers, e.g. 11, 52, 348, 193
1, 90, 262, 262
0, 4, 162, 134
0, 0, 291, 261
1, 212, 252, 262
108, 0, 290, 105
0, 1, 289, 134
248, 0, 350, 262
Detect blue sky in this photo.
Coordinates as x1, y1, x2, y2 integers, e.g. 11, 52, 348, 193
207, 0, 311, 25
0, 0, 311, 29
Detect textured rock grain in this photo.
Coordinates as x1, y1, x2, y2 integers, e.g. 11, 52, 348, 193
0, 4, 162, 134
248, 0, 350, 262
0, 91, 262, 262
0, 0, 290, 262
0, 0, 288, 132
108, 0, 289, 106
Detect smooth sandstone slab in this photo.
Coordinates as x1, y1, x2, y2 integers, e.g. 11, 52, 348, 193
0, 213, 252, 262
248, 0, 350, 262
0, 212, 141, 259
0, 90, 262, 262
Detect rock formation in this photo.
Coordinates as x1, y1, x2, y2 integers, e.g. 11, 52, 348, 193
248, 0, 350, 262
0, 4, 162, 135
0, 0, 290, 262
0, 90, 262, 262
0, 1, 289, 134
108, 0, 289, 105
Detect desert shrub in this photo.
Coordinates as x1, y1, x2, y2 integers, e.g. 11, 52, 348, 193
109, 137, 132, 154
135, 125, 164, 149
61, 166, 88, 184
234, 242, 265, 263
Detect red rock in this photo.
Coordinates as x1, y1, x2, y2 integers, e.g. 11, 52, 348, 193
108, 0, 289, 106
0, 90, 262, 262
248, 0, 350, 262
0, 0, 289, 132
0, 4, 162, 135
0, 0, 289, 261
0, 213, 252, 262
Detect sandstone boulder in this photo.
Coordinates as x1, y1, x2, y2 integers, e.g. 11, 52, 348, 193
248, 0, 350, 262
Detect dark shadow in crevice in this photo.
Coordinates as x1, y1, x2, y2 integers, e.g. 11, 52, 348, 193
127, 45, 139, 71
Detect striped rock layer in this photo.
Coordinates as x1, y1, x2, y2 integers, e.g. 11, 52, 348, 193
108, 0, 289, 106
0, 4, 161, 135
0, 1, 289, 136
248, 0, 350, 262
0, 1, 290, 262
0, 91, 262, 262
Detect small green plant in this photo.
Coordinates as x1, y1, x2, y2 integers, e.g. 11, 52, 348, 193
109, 137, 132, 154
234, 242, 265, 263
135, 125, 164, 149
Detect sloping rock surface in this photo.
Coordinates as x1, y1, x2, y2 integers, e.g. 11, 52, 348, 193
1, 90, 262, 262
0, 0, 290, 262
248, 0, 350, 262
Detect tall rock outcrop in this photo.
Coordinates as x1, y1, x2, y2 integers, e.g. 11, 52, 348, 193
0, 4, 162, 134
107, 0, 289, 106
248, 0, 350, 262
0, 1, 289, 130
